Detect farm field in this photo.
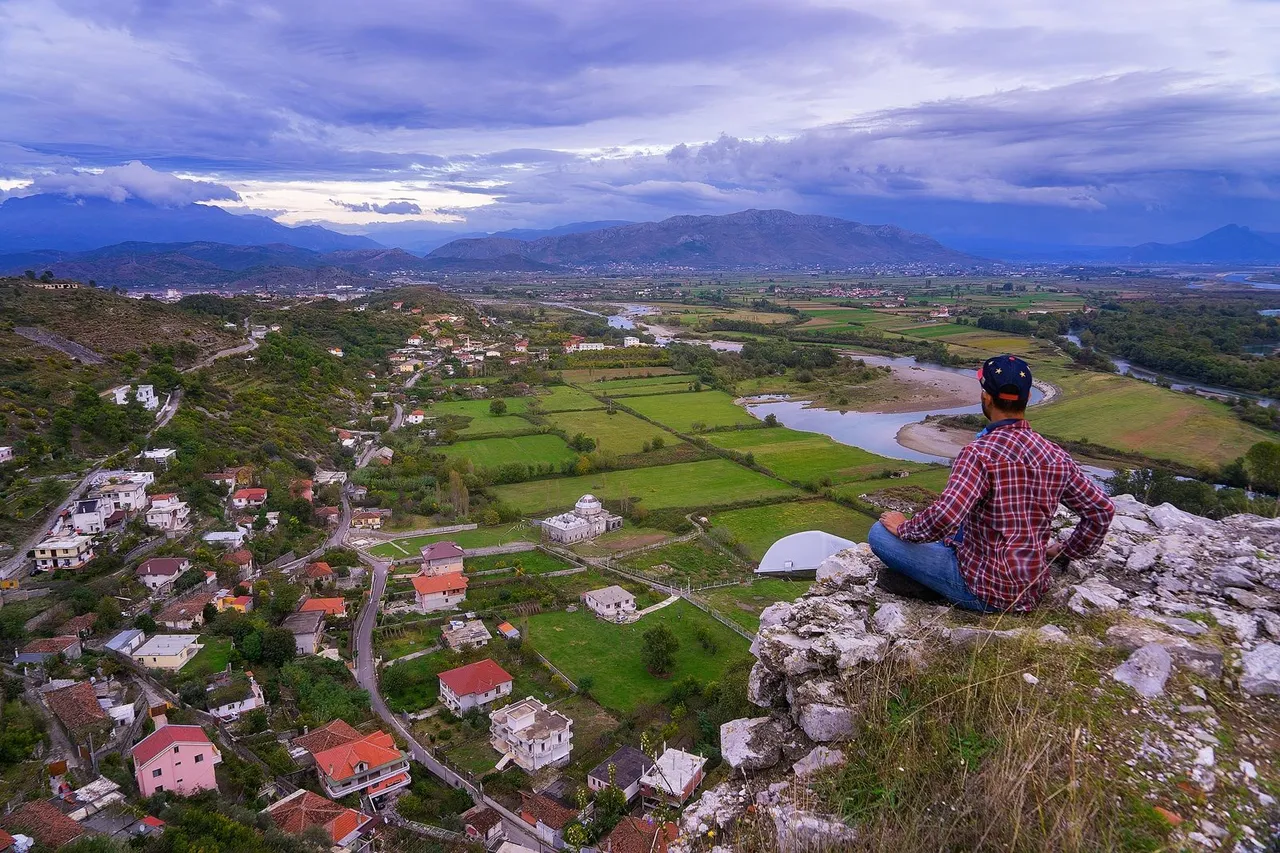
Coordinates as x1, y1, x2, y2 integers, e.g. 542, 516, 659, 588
546, 408, 683, 455
893, 323, 973, 338
568, 522, 673, 557
1031, 366, 1274, 469
623, 390, 759, 432
523, 600, 752, 713
709, 499, 876, 561
432, 398, 533, 436
536, 385, 605, 412
586, 374, 698, 394
622, 538, 747, 586
831, 467, 954, 505
367, 525, 536, 559
490, 458, 799, 515
701, 579, 812, 633
706, 426, 933, 486
561, 367, 681, 383
464, 550, 575, 575
382, 635, 569, 715
439, 434, 577, 469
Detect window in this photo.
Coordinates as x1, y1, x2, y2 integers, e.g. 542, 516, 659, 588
194, 754, 204, 763
152, 768, 162, 778
173, 746, 179, 753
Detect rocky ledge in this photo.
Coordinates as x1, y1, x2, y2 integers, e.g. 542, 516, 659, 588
677, 496, 1280, 852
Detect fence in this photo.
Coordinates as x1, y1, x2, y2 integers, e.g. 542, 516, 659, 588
531, 649, 579, 692
683, 593, 757, 643
384, 814, 465, 843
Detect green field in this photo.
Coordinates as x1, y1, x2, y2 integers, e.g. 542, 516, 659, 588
709, 499, 876, 561
702, 579, 812, 632
547, 408, 683, 455
895, 323, 973, 338
432, 398, 533, 436
831, 467, 954, 504
586, 374, 698, 393
368, 525, 536, 559
622, 538, 746, 586
490, 458, 798, 515
561, 367, 681, 383
536, 386, 606, 412
706, 426, 934, 485
524, 600, 751, 712
623, 390, 759, 432
439, 434, 577, 468
185, 636, 233, 678
464, 550, 575, 575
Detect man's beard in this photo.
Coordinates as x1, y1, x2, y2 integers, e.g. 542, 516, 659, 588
981, 396, 993, 422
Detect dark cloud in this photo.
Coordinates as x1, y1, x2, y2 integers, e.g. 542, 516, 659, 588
330, 199, 423, 215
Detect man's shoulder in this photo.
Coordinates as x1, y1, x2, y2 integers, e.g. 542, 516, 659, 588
966, 422, 1068, 460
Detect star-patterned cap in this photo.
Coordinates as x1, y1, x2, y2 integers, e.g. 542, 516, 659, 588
976, 354, 1033, 402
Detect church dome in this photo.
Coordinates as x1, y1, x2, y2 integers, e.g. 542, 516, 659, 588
574, 494, 603, 515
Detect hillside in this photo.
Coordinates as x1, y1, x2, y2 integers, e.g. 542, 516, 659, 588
1126, 224, 1280, 264
429, 209, 979, 268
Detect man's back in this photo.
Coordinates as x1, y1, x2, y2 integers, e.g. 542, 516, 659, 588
896, 419, 1113, 610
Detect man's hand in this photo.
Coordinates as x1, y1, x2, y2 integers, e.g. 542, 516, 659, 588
879, 511, 907, 536
1045, 539, 1064, 561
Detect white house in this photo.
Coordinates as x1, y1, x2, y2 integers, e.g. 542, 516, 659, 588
111, 384, 159, 411
0, 446, 13, 464
582, 586, 636, 621
641, 747, 707, 808
282, 610, 325, 655
206, 673, 266, 721
140, 448, 178, 465
146, 494, 191, 531
231, 488, 267, 509
442, 619, 492, 651
587, 746, 655, 803
406, 410, 426, 425
438, 659, 513, 714
71, 497, 110, 535
541, 495, 623, 544
419, 541, 464, 576
104, 628, 147, 656
412, 573, 467, 613
576, 341, 606, 351
131, 634, 203, 671
137, 557, 191, 593
202, 527, 250, 549
32, 534, 95, 571
93, 480, 149, 513
489, 697, 572, 772
623, 336, 642, 348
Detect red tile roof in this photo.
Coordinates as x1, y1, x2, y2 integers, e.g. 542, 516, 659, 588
56, 612, 97, 636
438, 659, 512, 698
420, 541, 464, 561
520, 792, 578, 831
225, 549, 253, 565
137, 557, 189, 576
299, 598, 347, 616
44, 681, 109, 735
412, 573, 467, 596
312, 731, 402, 782
304, 562, 334, 578
366, 770, 409, 795
1, 800, 85, 849
293, 719, 361, 756
266, 790, 371, 844
132, 724, 213, 769
601, 817, 679, 853
463, 805, 503, 836
20, 636, 78, 655
233, 488, 267, 500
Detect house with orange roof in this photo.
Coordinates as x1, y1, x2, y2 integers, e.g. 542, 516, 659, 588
303, 561, 335, 581
520, 792, 578, 849
438, 659, 513, 713
300, 597, 348, 618
216, 593, 254, 614
599, 816, 679, 853
311, 729, 410, 803
231, 488, 268, 509
406, 409, 426, 425
413, 573, 467, 613
293, 719, 361, 757
264, 789, 373, 849
290, 479, 314, 503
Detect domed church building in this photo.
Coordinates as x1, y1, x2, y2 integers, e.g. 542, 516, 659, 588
539, 494, 624, 544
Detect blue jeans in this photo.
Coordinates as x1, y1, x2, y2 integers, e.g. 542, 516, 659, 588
867, 522, 999, 612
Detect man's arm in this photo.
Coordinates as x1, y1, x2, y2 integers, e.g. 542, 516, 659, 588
895, 447, 988, 543
1057, 463, 1115, 559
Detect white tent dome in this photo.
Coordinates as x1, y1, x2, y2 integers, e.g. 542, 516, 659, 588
758, 530, 857, 575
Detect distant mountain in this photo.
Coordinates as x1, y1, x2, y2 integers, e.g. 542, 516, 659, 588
493, 220, 634, 241
0, 194, 381, 253
428, 209, 978, 268
354, 219, 635, 254
1124, 225, 1280, 264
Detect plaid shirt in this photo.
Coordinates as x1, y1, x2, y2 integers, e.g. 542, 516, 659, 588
897, 419, 1114, 611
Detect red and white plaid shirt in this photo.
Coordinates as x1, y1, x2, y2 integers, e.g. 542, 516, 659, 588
897, 419, 1114, 611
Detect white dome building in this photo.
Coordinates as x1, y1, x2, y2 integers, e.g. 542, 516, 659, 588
540, 494, 623, 544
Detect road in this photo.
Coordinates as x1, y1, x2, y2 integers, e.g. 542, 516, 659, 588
184, 330, 259, 372
0, 464, 103, 578
390, 402, 404, 431
152, 389, 183, 431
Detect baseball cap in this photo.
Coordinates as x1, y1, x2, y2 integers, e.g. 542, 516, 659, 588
977, 355, 1033, 403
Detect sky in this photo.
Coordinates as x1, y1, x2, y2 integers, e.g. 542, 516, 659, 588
2, 0, 1280, 246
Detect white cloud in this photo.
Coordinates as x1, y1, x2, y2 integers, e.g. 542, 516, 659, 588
26, 161, 240, 206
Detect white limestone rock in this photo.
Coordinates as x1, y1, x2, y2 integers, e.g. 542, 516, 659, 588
680, 782, 748, 835
721, 717, 787, 771
1111, 644, 1173, 698
816, 544, 879, 586
793, 745, 846, 778
772, 809, 859, 852
1239, 642, 1280, 696
796, 702, 856, 743
1104, 623, 1223, 678
871, 602, 910, 636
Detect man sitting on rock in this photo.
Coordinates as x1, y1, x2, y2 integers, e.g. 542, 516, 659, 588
869, 354, 1114, 612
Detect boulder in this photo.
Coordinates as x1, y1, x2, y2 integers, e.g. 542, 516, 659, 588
796, 702, 856, 743
1239, 642, 1280, 696
758, 601, 795, 631
1112, 644, 1174, 698
1148, 502, 1208, 533
680, 782, 749, 835
816, 544, 879, 586
721, 717, 786, 771
812, 630, 887, 670
872, 602, 910, 636
1104, 624, 1223, 678
747, 661, 786, 709
793, 745, 846, 778
773, 809, 859, 852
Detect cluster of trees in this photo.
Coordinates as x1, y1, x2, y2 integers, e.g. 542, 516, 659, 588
975, 313, 1034, 335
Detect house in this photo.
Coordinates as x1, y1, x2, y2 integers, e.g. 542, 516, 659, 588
93, 479, 150, 513
264, 789, 373, 849
413, 573, 467, 613
497, 621, 521, 640
140, 447, 178, 465
157, 592, 214, 630
146, 494, 191, 531
0, 446, 12, 463
224, 549, 255, 579
111, 384, 160, 410
202, 528, 249, 549
640, 747, 707, 808
231, 488, 268, 509
132, 634, 202, 671
350, 510, 385, 530
373, 447, 394, 465
489, 697, 572, 772
203, 470, 240, 492
282, 610, 325, 655
540, 495, 623, 544
419, 540, 465, 575
71, 497, 109, 534
582, 586, 636, 621
315, 506, 341, 527
588, 745, 655, 803
133, 724, 221, 797
43, 681, 111, 752
350, 485, 369, 500
438, 659, 513, 714
293, 719, 363, 759
303, 561, 336, 582
216, 594, 254, 613
15, 636, 82, 666
406, 409, 426, 425
623, 336, 643, 348
311, 729, 410, 803
207, 673, 266, 721
514, 339, 529, 352
461, 804, 505, 849
137, 557, 191, 593
599, 817, 679, 853
328, 347, 344, 357
32, 534, 96, 571
315, 469, 348, 486
104, 628, 147, 655
57, 612, 98, 638
1, 800, 86, 850
441, 619, 491, 651
291, 479, 314, 503
519, 792, 578, 850
300, 597, 347, 618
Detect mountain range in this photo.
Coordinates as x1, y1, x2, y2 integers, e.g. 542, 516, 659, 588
947, 225, 1280, 264
427, 209, 978, 268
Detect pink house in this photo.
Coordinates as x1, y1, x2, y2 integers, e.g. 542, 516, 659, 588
133, 724, 221, 797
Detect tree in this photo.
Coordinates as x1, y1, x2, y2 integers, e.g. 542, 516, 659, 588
489, 398, 507, 416
1245, 441, 1280, 494
261, 627, 298, 667
651, 436, 664, 450
202, 603, 219, 627
135, 613, 157, 634
641, 624, 679, 676
763, 413, 779, 427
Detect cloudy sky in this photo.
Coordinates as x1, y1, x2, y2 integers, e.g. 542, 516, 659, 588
2, 0, 1279, 246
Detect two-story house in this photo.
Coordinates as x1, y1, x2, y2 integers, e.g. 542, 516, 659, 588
640, 746, 707, 809
419, 541, 464, 575
438, 659, 513, 714
132, 724, 221, 797
71, 497, 110, 535
231, 488, 268, 510
145, 494, 191, 532
588, 745, 655, 803
263, 790, 373, 849
489, 697, 572, 772
136, 557, 191, 594
311, 730, 411, 805
282, 610, 325, 655
32, 534, 95, 572
93, 480, 150, 514
413, 573, 467, 613
582, 586, 637, 621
